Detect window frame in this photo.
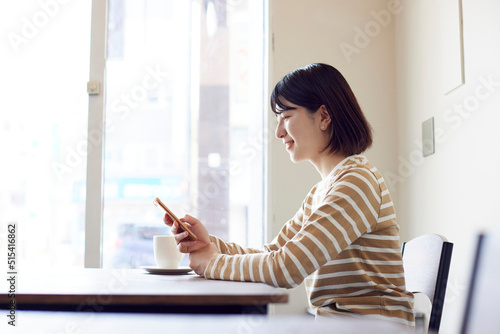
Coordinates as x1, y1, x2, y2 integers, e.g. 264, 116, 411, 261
85, 0, 107, 268
85, 0, 268, 268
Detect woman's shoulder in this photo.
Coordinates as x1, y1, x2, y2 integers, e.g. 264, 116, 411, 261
330, 155, 378, 181
318, 155, 383, 196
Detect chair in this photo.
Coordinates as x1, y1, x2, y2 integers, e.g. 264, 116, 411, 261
460, 232, 500, 334
402, 234, 453, 333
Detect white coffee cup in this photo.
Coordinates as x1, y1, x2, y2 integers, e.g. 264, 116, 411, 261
153, 235, 183, 268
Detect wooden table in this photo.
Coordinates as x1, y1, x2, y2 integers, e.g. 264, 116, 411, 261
0, 268, 288, 314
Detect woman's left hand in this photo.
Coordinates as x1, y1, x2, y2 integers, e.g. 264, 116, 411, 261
188, 243, 219, 276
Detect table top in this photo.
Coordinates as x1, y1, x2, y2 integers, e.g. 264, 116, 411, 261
1, 268, 288, 312
3, 311, 413, 334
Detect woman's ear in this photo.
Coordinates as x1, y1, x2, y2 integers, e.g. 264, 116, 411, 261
319, 105, 331, 129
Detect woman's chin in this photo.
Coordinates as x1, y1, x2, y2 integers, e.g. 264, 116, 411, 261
289, 154, 304, 164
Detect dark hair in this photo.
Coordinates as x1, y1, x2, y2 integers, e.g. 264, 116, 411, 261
270, 63, 372, 156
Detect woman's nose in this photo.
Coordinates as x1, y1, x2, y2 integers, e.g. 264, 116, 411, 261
275, 118, 286, 139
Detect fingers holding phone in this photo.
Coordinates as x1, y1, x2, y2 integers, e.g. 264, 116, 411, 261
162, 216, 208, 253
162, 213, 175, 227
154, 197, 197, 241
166, 218, 192, 244
162, 214, 187, 243
178, 214, 210, 244
155, 197, 210, 253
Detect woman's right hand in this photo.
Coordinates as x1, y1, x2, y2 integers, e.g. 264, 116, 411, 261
163, 214, 211, 253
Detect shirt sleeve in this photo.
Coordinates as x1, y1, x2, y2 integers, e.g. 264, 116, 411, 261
204, 170, 381, 288
209, 235, 263, 255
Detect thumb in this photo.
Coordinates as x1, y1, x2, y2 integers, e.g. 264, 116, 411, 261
181, 214, 199, 226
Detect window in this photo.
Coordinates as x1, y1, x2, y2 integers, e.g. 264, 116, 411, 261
0, 1, 92, 267
1, 0, 265, 269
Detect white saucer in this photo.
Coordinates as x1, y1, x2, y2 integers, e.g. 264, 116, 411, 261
141, 266, 193, 275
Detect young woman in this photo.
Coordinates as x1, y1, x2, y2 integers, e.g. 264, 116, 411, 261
164, 63, 414, 326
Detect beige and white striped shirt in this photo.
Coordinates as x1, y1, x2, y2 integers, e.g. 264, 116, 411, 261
205, 155, 414, 326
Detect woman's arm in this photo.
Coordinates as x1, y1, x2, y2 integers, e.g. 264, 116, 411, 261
189, 195, 309, 275
209, 235, 264, 255
203, 171, 381, 288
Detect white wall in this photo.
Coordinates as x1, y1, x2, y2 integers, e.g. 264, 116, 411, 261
395, 0, 500, 333
267, 0, 399, 315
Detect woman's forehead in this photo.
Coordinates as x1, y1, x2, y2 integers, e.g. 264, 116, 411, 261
276, 97, 299, 111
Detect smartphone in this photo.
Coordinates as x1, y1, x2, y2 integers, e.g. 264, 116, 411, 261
153, 197, 197, 241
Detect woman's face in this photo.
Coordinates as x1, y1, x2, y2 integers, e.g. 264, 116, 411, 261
275, 100, 328, 164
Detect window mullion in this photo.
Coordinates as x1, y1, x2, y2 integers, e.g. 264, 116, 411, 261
84, 0, 108, 268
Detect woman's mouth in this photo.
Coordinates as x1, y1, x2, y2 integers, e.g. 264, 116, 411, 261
285, 141, 294, 150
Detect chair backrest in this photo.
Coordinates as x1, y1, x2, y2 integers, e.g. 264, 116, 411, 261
402, 234, 453, 333
461, 232, 500, 334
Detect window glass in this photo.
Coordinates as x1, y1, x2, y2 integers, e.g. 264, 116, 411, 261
102, 0, 264, 268
0, 1, 92, 268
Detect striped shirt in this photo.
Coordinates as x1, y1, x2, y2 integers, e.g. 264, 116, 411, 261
205, 155, 414, 326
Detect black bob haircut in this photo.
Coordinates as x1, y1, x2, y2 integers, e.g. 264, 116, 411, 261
270, 63, 373, 156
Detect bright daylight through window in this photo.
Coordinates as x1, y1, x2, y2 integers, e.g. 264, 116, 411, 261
0, 0, 265, 269
102, 0, 265, 268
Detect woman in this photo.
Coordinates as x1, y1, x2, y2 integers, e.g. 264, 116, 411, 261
164, 63, 414, 326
